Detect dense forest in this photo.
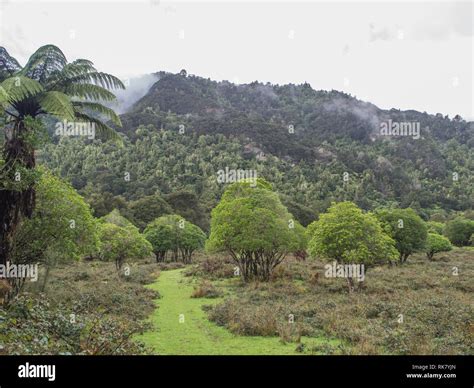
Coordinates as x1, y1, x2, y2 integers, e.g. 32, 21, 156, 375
40, 71, 473, 228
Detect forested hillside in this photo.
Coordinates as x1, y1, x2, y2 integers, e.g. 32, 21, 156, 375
40, 71, 473, 228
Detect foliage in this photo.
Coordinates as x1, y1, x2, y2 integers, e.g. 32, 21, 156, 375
143, 214, 206, 263
0, 45, 124, 139
375, 208, 428, 263
100, 208, 135, 228
11, 168, 99, 264
98, 211, 153, 270
425, 233, 452, 260
126, 194, 172, 231
307, 202, 398, 291
443, 217, 474, 246
8, 169, 99, 298
0, 260, 158, 355
164, 191, 209, 232
427, 220, 444, 235
41, 120, 474, 230
206, 179, 307, 281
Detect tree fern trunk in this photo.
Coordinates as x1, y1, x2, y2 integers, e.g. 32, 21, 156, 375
0, 121, 36, 266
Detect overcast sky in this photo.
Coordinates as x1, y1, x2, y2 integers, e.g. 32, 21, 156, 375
1, 0, 472, 119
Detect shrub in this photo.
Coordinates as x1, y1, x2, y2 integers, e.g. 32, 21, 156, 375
425, 233, 453, 260
191, 280, 222, 298
376, 208, 428, 264
443, 217, 474, 246
10, 170, 99, 298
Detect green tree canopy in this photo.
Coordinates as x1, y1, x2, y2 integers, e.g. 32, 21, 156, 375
126, 194, 172, 231
144, 214, 206, 263
425, 233, 452, 260
11, 168, 99, 265
10, 169, 99, 294
307, 201, 398, 266
100, 209, 135, 228
443, 217, 474, 246
98, 210, 152, 270
206, 179, 306, 281
164, 191, 209, 232
427, 221, 444, 235
375, 208, 428, 264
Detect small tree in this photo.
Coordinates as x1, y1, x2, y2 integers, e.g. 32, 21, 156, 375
143, 220, 174, 262
10, 169, 99, 295
180, 223, 206, 264
98, 210, 152, 271
144, 214, 205, 263
425, 233, 452, 260
376, 208, 428, 264
206, 179, 306, 281
307, 202, 398, 292
443, 217, 474, 246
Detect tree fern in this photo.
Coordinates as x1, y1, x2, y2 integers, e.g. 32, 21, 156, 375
38, 91, 75, 121
74, 112, 122, 143
72, 101, 122, 126
0, 76, 43, 103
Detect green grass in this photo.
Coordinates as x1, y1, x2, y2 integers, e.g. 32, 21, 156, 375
139, 268, 337, 355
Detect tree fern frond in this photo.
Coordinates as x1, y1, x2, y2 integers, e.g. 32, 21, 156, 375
0, 86, 8, 115
64, 83, 117, 101
0, 76, 43, 103
45, 61, 99, 90
72, 101, 122, 126
38, 91, 75, 121
0, 47, 22, 82
71, 59, 96, 69
20, 45, 67, 83
74, 112, 123, 145
68, 72, 125, 90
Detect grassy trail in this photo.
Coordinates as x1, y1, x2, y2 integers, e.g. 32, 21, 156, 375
139, 268, 335, 355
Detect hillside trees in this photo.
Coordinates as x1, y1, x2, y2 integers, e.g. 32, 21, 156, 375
206, 179, 306, 281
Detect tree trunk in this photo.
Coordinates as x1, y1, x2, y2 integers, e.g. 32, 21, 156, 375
346, 277, 355, 293
0, 121, 36, 267
41, 264, 51, 292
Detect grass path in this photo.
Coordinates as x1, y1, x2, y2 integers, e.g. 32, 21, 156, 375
139, 268, 337, 355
